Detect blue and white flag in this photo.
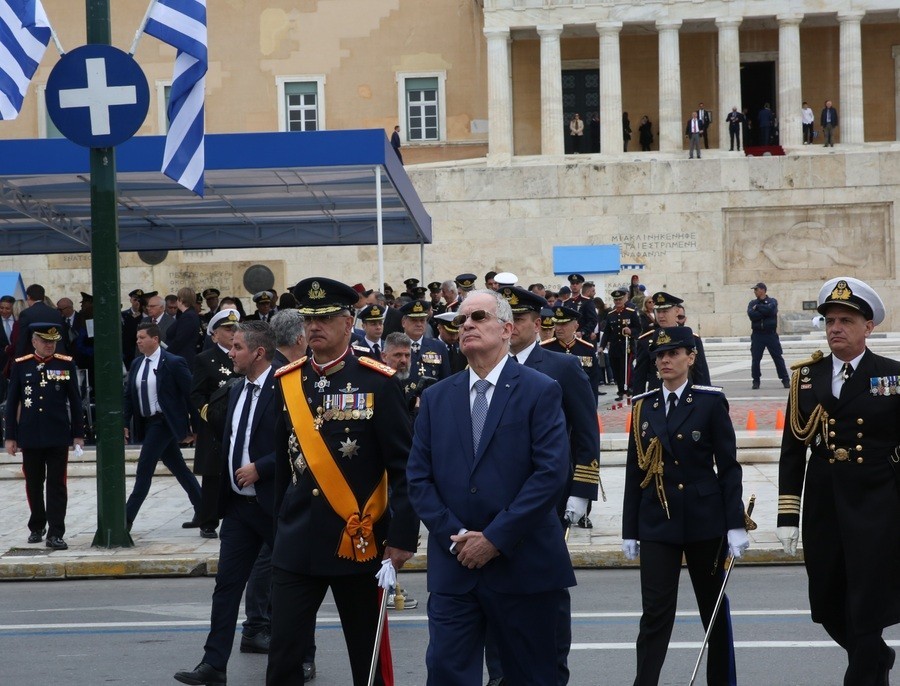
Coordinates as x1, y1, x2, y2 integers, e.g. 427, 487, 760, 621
144, 0, 207, 196
0, 0, 51, 121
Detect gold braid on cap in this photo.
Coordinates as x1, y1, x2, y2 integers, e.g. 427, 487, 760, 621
788, 353, 829, 446
632, 399, 670, 519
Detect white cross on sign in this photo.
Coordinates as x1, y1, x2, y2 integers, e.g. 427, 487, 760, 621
58, 57, 137, 137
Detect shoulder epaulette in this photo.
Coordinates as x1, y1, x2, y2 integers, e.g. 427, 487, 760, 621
638, 329, 655, 340
358, 356, 396, 376
691, 385, 724, 394
573, 338, 596, 350
540, 338, 557, 346
350, 343, 370, 354
15, 354, 33, 363
624, 307, 636, 312
53, 353, 73, 362
274, 356, 307, 378
790, 349, 825, 371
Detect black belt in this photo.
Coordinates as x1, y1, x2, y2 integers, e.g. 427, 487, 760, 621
234, 494, 258, 504
144, 413, 163, 422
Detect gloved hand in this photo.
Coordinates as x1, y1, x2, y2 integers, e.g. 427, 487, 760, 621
564, 496, 589, 524
776, 526, 799, 556
727, 528, 750, 559
622, 539, 640, 560
374, 558, 397, 590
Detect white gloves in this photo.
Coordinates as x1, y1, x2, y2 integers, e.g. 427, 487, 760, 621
564, 496, 589, 524
622, 539, 640, 560
374, 559, 397, 590
776, 526, 799, 556
727, 528, 750, 559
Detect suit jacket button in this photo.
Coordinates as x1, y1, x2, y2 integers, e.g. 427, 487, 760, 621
312, 488, 320, 496
674, 460, 680, 466
470, 487, 477, 493
677, 483, 684, 490
857, 418, 864, 425
676, 433, 683, 440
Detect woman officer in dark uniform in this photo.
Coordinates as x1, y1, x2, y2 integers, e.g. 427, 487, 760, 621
622, 327, 749, 686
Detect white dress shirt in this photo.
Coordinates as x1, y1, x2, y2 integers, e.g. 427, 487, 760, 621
831, 351, 865, 398
662, 379, 689, 415
229, 366, 272, 495
139, 347, 163, 416
467, 355, 509, 411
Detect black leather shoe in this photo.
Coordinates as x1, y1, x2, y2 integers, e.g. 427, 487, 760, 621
884, 646, 895, 685
174, 662, 226, 685
486, 679, 505, 686
181, 518, 201, 529
751, 382, 760, 390
28, 529, 46, 544
576, 515, 592, 529
46, 536, 68, 550
302, 662, 316, 682
200, 527, 218, 539
239, 632, 270, 654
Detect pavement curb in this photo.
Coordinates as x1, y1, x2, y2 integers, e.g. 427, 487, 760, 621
0, 547, 803, 580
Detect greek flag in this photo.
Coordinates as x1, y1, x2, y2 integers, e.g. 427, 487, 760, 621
144, 0, 207, 196
0, 0, 51, 121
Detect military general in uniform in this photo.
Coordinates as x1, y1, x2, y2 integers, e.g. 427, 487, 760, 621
542, 304, 603, 399
600, 289, 642, 401
5, 323, 84, 550
777, 277, 900, 686
631, 292, 711, 396
267, 277, 419, 686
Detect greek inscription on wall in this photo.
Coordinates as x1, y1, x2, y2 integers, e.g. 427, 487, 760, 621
611, 232, 698, 261
724, 204, 892, 285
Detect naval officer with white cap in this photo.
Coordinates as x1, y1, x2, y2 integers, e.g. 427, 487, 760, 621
777, 276, 899, 686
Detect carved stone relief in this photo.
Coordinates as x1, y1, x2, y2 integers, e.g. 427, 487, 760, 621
724, 203, 893, 284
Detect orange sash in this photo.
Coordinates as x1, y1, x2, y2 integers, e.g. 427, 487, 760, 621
281, 370, 387, 562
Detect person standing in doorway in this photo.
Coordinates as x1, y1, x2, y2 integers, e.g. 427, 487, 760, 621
685, 111, 702, 159
821, 100, 838, 147
726, 106, 744, 151
801, 101, 815, 145
569, 113, 584, 153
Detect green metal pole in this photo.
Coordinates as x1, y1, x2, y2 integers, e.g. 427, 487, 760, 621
87, 0, 132, 547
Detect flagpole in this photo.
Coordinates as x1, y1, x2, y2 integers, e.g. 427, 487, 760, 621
48, 27, 65, 55
128, 0, 160, 55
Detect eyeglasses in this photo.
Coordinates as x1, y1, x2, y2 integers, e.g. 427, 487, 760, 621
676, 316, 686, 323
451, 310, 504, 327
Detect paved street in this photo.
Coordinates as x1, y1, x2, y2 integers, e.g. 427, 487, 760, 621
2, 568, 899, 685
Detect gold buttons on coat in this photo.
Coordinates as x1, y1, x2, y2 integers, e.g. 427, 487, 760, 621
857, 433, 863, 439
856, 445, 863, 451
829, 419, 836, 426
829, 431, 836, 438
677, 484, 684, 491
676, 434, 683, 440
857, 418, 864, 425
312, 489, 320, 496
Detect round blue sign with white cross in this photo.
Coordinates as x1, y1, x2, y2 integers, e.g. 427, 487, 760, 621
46, 44, 149, 148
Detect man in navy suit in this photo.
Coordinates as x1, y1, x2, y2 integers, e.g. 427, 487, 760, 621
16, 284, 64, 356
124, 322, 201, 529
175, 321, 279, 686
407, 289, 576, 685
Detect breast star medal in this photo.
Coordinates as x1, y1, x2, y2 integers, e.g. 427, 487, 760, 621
218, 365, 232, 376
339, 438, 360, 459
24, 398, 32, 408
314, 377, 330, 392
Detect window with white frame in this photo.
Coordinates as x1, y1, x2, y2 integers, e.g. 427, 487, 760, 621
37, 86, 63, 139
156, 81, 172, 133
276, 76, 326, 133
396, 71, 446, 143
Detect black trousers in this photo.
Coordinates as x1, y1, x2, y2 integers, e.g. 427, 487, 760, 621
22, 446, 68, 537
821, 619, 893, 685
196, 472, 220, 529
750, 332, 789, 383
609, 346, 628, 396
202, 497, 273, 670
267, 568, 384, 686
729, 127, 740, 150
634, 539, 737, 686
485, 587, 572, 685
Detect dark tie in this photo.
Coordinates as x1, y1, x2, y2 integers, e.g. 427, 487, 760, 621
140, 357, 152, 417
666, 392, 677, 419
841, 362, 854, 381
372, 343, 380, 359
472, 379, 491, 455
231, 382, 256, 488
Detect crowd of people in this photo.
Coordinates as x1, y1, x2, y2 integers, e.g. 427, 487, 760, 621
0, 269, 892, 686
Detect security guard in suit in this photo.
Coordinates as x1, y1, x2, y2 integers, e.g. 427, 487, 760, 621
542, 305, 603, 396
623, 327, 748, 686
186, 309, 242, 538
399, 300, 451, 386
268, 277, 419, 686
600, 289, 642, 400
777, 277, 900, 686
5, 323, 84, 550
632, 292, 711, 395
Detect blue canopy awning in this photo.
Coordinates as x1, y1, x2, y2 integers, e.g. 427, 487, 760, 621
0, 129, 431, 255
553, 245, 622, 275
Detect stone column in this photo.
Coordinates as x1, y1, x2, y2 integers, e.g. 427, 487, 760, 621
838, 11, 865, 144
892, 44, 900, 141
777, 14, 804, 148
596, 21, 623, 154
656, 19, 683, 153
716, 18, 742, 150
484, 27, 513, 163
537, 25, 564, 156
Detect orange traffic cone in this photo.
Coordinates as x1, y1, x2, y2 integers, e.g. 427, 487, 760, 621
746, 410, 758, 431
775, 409, 785, 431
596, 413, 604, 435
625, 410, 632, 433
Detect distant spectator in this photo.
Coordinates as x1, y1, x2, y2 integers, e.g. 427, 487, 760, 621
638, 115, 653, 152
391, 125, 403, 164
801, 101, 815, 145
16, 284, 64, 356
622, 112, 632, 152
166, 286, 202, 369
757, 103, 774, 146
820, 99, 838, 147
569, 113, 584, 153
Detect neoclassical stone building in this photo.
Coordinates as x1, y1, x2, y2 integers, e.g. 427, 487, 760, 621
2, 0, 900, 335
